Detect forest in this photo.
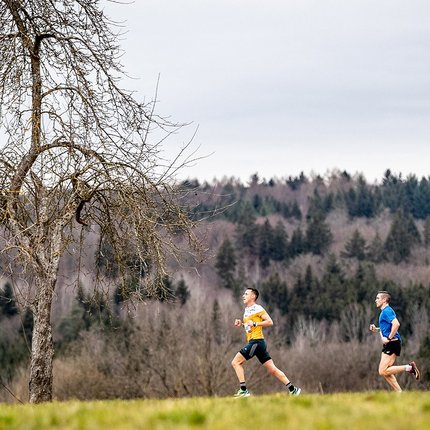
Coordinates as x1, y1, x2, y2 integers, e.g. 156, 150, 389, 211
1, 169, 430, 401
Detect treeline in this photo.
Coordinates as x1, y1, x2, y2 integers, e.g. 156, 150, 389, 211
187, 169, 430, 222
216, 248, 430, 337
215, 210, 424, 276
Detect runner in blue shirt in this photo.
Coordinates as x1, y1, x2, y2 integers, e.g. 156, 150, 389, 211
369, 291, 420, 391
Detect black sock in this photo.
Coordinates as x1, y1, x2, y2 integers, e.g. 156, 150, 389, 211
286, 382, 295, 392
240, 382, 247, 391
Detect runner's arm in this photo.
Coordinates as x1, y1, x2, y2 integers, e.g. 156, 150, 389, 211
369, 324, 380, 332
386, 318, 400, 340
253, 312, 273, 328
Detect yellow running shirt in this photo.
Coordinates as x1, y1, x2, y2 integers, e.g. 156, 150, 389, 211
243, 304, 266, 341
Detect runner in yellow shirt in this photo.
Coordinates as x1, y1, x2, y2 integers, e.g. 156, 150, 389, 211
231, 288, 301, 397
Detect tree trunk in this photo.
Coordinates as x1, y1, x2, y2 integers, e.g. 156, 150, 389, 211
28, 277, 55, 403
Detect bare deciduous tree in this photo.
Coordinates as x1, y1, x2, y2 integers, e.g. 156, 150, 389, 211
0, 0, 200, 403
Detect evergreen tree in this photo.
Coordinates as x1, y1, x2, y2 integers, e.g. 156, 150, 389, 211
424, 217, 430, 248
317, 255, 351, 321
344, 175, 379, 218
307, 189, 326, 220
252, 194, 264, 214
289, 201, 302, 220
367, 232, 385, 263
235, 201, 259, 255
341, 229, 367, 260
289, 265, 318, 318
271, 221, 289, 261
215, 238, 237, 290
0, 282, 18, 318
19, 308, 34, 345
289, 227, 305, 258
307, 189, 334, 220
286, 172, 307, 190
381, 170, 405, 213
57, 299, 87, 347
404, 175, 419, 216
352, 263, 379, 303
412, 178, 430, 219
305, 216, 333, 255
261, 273, 289, 315
384, 212, 421, 263
257, 219, 274, 268
175, 278, 190, 306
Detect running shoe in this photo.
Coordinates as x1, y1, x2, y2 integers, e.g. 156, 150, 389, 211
290, 386, 301, 396
408, 361, 420, 380
234, 388, 251, 398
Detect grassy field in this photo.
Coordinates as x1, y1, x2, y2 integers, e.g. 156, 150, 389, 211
0, 391, 429, 430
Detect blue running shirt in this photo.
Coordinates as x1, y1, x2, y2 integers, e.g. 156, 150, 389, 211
379, 305, 401, 341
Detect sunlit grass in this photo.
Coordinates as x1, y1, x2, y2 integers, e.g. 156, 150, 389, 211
0, 391, 429, 430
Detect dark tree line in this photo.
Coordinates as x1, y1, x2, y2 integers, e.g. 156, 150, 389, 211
190, 169, 430, 224
215, 207, 423, 278
259, 261, 430, 339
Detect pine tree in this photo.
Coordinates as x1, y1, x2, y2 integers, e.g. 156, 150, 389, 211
412, 178, 430, 219
235, 201, 259, 255
367, 232, 385, 262
424, 217, 430, 248
175, 278, 190, 306
305, 216, 333, 255
271, 221, 289, 261
19, 308, 34, 345
344, 176, 379, 218
307, 189, 326, 220
215, 238, 237, 290
381, 170, 405, 213
318, 255, 351, 321
289, 265, 319, 319
290, 201, 302, 220
289, 227, 305, 258
261, 273, 289, 315
0, 282, 18, 318
258, 219, 274, 268
341, 229, 367, 260
384, 212, 421, 263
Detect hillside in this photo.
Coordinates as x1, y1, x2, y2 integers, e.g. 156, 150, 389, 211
1, 169, 430, 401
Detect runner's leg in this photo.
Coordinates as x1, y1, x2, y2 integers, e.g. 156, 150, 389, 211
232, 352, 247, 383
263, 359, 291, 385
379, 352, 402, 392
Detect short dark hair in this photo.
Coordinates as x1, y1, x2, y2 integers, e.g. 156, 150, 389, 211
247, 288, 259, 300
377, 291, 391, 303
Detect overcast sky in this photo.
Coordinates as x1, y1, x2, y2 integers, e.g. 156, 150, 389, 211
104, 0, 430, 184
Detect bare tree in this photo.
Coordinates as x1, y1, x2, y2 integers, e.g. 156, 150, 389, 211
0, 0, 200, 403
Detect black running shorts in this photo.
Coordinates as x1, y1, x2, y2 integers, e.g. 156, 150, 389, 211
382, 340, 401, 356
239, 339, 272, 364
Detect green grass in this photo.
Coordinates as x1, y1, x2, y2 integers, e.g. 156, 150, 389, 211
0, 392, 429, 430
